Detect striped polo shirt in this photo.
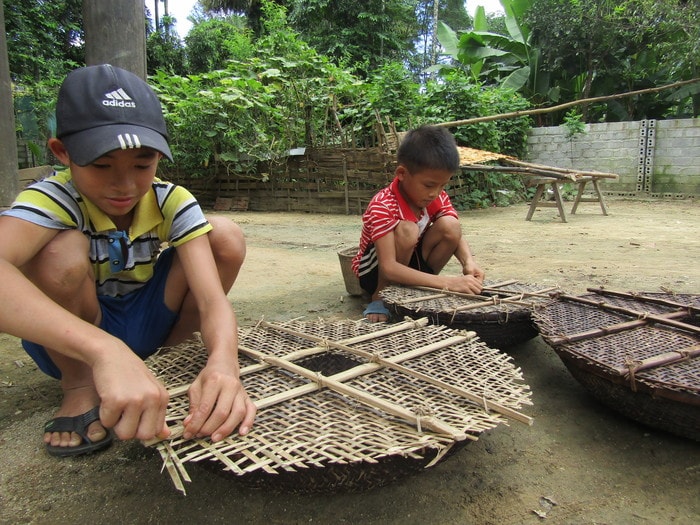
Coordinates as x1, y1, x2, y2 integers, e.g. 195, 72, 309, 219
3, 170, 212, 298
352, 176, 458, 277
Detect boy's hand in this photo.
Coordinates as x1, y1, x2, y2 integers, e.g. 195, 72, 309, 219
183, 359, 256, 442
443, 274, 484, 295
92, 347, 171, 441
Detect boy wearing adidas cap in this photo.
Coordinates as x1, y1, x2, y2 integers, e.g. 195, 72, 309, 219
0, 64, 256, 456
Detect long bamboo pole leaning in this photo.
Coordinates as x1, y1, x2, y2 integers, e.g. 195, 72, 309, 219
433, 78, 700, 128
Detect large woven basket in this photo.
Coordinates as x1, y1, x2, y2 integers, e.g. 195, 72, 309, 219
381, 280, 556, 348
532, 288, 700, 441
144, 317, 532, 494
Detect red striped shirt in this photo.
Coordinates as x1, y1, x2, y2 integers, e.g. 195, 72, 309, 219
352, 177, 457, 276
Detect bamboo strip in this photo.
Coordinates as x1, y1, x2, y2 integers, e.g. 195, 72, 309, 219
162, 318, 432, 398
397, 286, 556, 308
257, 353, 471, 440
149, 330, 479, 444
460, 163, 578, 181
622, 344, 700, 378
258, 323, 531, 424
586, 287, 700, 315
555, 293, 700, 335
545, 310, 692, 345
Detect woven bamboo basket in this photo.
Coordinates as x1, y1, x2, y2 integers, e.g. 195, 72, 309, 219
144, 317, 532, 494
532, 288, 700, 441
337, 246, 364, 296
380, 280, 556, 348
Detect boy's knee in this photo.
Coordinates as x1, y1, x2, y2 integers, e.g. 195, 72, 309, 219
434, 215, 462, 242
26, 230, 91, 291
394, 220, 419, 249
206, 216, 246, 267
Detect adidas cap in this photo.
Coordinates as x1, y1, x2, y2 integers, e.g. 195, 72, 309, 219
56, 64, 173, 166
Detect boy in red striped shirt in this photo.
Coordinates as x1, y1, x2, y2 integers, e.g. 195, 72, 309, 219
352, 125, 484, 322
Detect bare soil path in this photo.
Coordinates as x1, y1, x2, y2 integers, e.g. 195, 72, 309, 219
1, 198, 698, 524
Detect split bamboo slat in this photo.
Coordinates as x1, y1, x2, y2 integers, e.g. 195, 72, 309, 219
144, 317, 532, 494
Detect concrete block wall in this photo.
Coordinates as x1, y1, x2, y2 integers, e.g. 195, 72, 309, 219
526, 118, 700, 196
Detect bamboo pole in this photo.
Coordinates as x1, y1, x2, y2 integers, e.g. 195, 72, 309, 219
433, 78, 700, 128
262, 321, 532, 425
586, 287, 700, 315
545, 298, 699, 347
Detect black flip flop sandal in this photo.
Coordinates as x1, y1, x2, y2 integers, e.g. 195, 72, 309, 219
44, 406, 113, 458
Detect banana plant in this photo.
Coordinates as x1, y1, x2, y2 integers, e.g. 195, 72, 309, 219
434, 0, 556, 103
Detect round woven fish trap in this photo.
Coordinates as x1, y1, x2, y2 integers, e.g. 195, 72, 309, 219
144, 317, 532, 494
380, 280, 557, 349
532, 288, 700, 441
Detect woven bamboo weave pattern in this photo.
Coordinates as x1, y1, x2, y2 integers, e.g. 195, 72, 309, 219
145, 317, 532, 493
532, 288, 699, 440
381, 280, 556, 348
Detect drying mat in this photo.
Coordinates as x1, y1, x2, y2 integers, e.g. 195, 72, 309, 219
532, 287, 700, 441
380, 280, 557, 348
144, 317, 532, 494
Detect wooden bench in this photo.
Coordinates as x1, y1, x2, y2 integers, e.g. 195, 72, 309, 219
525, 175, 610, 223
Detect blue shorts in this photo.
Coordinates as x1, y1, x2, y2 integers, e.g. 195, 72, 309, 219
23, 248, 179, 379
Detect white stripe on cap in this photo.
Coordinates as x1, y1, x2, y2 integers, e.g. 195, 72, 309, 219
117, 134, 142, 149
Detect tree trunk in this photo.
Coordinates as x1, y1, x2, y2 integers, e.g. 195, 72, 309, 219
83, 0, 147, 79
0, 2, 19, 207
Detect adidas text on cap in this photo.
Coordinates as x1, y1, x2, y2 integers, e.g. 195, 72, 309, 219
56, 64, 173, 166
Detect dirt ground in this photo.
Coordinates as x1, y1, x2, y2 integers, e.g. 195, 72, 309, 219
1, 197, 699, 525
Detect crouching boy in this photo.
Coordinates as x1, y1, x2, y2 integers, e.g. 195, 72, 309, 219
352, 125, 485, 322
0, 65, 256, 456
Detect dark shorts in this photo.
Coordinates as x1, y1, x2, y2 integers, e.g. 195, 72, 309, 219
358, 237, 434, 296
23, 248, 179, 379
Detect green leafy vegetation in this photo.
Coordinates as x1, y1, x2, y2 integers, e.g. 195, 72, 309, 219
6, 0, 699, 208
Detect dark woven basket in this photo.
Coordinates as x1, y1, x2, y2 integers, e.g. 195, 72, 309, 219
533, 289, 700, 441
381, 280, 555, 349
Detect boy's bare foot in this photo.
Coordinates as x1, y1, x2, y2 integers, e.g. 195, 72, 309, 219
44, 385, 111, 456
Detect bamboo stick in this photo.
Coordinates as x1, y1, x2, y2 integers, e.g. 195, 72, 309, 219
263, 323, 532, 425
434, 78, 700, 128
622, 344, 700, 378
501, 159, 619, 179
149, 320, 490, 444
162, 318, 432, 398
545, 304, 697, 346
555, 293, 700, 335
586, 287, 700, 315
459, 163, 579, 181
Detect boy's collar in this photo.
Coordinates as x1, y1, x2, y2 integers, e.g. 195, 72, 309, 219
82, 186, 164, 237
390, 176, 420, 221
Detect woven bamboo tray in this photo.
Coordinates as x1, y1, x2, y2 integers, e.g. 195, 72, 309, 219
144, 317, 532, 494
532, 288, 700, 441
380, 280, 556, 348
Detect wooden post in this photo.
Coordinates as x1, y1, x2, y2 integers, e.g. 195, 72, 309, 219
0, 2, 19, 207
83, 0, 147, 79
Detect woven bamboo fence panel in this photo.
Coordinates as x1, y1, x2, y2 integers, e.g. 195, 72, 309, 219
166, 147, 396, 215
162, 146, 514, 215
144, 317, 532, 494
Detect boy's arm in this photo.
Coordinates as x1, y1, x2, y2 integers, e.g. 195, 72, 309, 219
455, 237, 485, 281
0, 216, 170, 441
172, 234, 256, 442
